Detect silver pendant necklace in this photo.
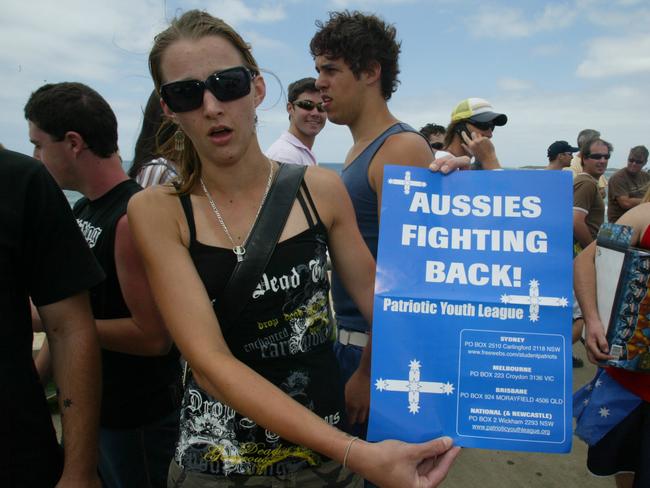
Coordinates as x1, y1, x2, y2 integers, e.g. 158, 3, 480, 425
200, 159, 274, 262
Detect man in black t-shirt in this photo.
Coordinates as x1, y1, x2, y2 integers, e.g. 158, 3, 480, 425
25, 82, 181, 488
1, 149, 104, 487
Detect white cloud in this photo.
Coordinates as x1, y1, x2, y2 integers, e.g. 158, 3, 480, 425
0, 0, 289, 159
468, 4, 577, 39
497, 77, 534, 92
531, 43, 563, 56
586, 6, 650, 27
577, 34, 650, 78
616, 0, 645, 6
330, 0, 416, 6
198, 0, 287, 24
245, 31, 289, 51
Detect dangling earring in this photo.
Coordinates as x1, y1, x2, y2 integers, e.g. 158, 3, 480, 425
174, 129, 185, 152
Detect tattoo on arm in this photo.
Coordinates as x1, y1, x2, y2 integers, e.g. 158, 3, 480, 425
63, 398, 73, 408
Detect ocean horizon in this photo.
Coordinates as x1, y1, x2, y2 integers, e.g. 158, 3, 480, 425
64, 160, 624, 207
64, 160, 344, 206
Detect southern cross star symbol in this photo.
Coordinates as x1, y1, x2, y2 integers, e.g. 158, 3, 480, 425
595, 379, 603, 388
500, 279, 568, 322
375, 359, 454, 414
599, 407, 610, 418
387, 171, 427, 195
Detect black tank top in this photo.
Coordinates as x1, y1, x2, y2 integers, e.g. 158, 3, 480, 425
175, 176, 344, 477
74, 180, 181, 428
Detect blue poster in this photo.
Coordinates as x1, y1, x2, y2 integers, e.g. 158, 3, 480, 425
367, 166, 573, 453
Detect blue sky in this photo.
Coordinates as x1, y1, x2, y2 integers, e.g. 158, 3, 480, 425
2, 0, 649, 168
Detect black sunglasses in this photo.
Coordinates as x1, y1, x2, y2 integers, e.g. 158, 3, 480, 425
629, 158, 646, 165
468, 120, 495, 131
587, 153, 610, 160
430, 142, 444, 150
160, 66, 255, 113
293, 100, 325, 113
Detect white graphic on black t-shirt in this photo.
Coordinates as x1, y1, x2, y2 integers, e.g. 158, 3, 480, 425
76, 218, 102, 248
289, 290, 327, 354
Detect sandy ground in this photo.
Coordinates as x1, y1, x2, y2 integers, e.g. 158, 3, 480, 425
443, 342, 612, 488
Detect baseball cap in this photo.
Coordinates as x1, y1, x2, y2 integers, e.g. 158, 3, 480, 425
547, 140, 579, 159
450, 98, 507, 126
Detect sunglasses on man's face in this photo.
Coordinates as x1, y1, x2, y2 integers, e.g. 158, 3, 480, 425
430, 142, 444, 150
293, 100, 325, 113
587, 153, 610, 160
468, 120, 495, 131
160, 66, 255, 113
629, 158, 646, 165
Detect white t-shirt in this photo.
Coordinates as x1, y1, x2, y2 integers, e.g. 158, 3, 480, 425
265, 131, 317, 166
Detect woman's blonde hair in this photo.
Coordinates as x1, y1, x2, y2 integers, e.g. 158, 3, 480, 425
149, 10, 259, 194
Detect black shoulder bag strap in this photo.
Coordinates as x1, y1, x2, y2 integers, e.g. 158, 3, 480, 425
218, 163, 307, 329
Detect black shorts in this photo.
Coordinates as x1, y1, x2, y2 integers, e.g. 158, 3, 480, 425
587, 401, 650, 487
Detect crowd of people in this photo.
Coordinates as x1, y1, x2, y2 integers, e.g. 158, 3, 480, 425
3, 7, 649, 488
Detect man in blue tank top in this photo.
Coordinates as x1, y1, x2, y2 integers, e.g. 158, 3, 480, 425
25, 82, 181, 488
310, 12, 454, 443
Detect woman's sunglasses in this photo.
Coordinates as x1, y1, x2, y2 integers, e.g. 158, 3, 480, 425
293, 100, 325, 113
468, 120, 495, 131
160, 66, 255, 113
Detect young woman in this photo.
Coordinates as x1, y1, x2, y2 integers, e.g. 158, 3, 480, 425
128, 10, 459, 487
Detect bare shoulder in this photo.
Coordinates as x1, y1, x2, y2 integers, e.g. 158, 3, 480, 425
303, 165, 348, 201
378, 131, 432, 167
302, 165, 350, 227
127, 184, 188, 242
128, 184, 178, 215
618, 202, 650, 236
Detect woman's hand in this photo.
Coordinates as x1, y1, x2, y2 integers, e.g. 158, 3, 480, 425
350, 436, 461, 488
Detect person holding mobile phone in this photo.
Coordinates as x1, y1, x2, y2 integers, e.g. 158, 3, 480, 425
439, 98, 507, 170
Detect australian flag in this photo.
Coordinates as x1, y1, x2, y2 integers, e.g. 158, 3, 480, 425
573, 368, 641, 445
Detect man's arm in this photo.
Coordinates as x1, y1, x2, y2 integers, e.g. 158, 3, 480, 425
573, 210, 594, 249
574, 203, 649, 363
616, 195, 643, 210
609, 175, 642, 211
573, 243, 612, 364
95, 215, 171, 356
39, 291, 102, 488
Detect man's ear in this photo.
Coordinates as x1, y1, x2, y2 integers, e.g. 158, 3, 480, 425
286, 101, 294, 122
64, 131, 86, 157
362, 60, 381, 86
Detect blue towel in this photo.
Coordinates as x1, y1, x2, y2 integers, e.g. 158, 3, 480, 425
574, 368, 642, 446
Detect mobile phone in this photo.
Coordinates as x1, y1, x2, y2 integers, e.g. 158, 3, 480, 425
455, 122, 469, 139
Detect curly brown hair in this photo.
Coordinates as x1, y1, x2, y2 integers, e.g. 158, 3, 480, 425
310, 10, 401, 100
